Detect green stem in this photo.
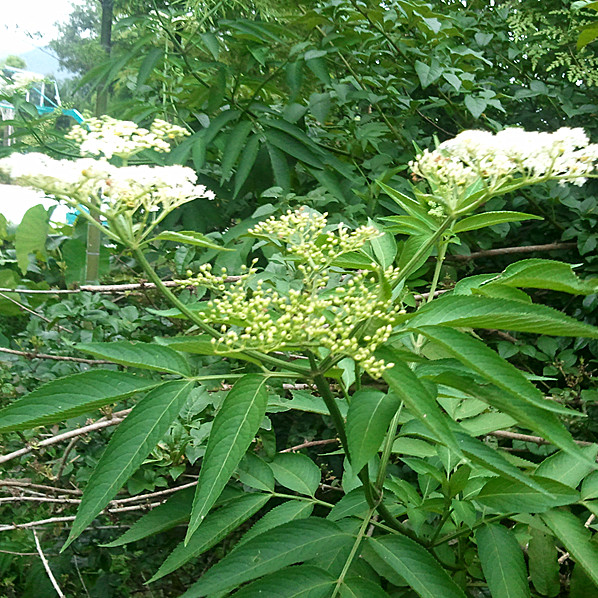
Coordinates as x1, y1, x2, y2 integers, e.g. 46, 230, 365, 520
270, 492, 334, 510
331, 508, 376, 598
375, 404, 403, 491
432, 513, 515, 547
426, 240, 449, 304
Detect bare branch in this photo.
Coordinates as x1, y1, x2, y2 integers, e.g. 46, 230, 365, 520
490, 429, 594, 447
447, 242, 576, 261
0, 292, 73, 333
33, 529, 66, 597
0, 480, 82, 495
0, 346, 111, 364
281, 438, 339, 453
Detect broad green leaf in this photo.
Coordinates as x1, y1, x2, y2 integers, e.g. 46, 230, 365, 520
0, 370, 158, 433
542, 509, 598, 587
528, 526, 560, 597
381, 215, 435, 236
368, 219, 397, 269
136, 47, 163, 89
340, 577, 390, 597
268, 390, 348, 417
149, 230, 231, 251
327, 488, 369, 522
238, 499, 314, 546
391, 437, 437, 458
346, 389, 401, 472
465, 94, 487, 119
270, 452, 321, 496
378, 349, 462, 456
186, 374, 269, 541
149, 492, 270, 582
582, 471, 598, 500
415, 326, 578, 416
486, 259, 598, 295
453, 211, 542, 233
407, 295, 598, 338
535, 445, 598, 487
476, 476, 579, 513
77, 341, 190, 376
234, 133, 260, 197
15, 204, 48, 274
238, 452, 275, 492
570, 563, 598, 598
64, 381, 193, 549
103, 487, 194, 547
368, 535, 467, 598
476, 524, 530, 598
231, 565, 335, 598
220, 120, 253, 183
181, 518, 351, 597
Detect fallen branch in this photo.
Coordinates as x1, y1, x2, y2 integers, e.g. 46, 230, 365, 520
447, 242, 576, 261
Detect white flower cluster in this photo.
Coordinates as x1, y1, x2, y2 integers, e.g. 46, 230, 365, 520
66, 116, 190, 160
0, 152, 214, 216
182, 210, 400, 378
410, 127, 598, 211
0, 71, 45, 95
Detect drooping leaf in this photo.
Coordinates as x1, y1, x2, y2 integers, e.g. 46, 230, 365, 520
0, 371, 158, 433
230, 565, 335, 598
181, 518, 351, 597
103, 487, 195, 547
368, 535, 467, 598
407, 295, 598, 338
77, 341, 191, 376
186, 374, 269, 541
265, 129, 324, 168
64, 381, 193, 549
149, 492, 270, 582
453, 211, 542, 233
267, 142, 291, 190
234, 133, 260, 197
15, 204, 48, 274
528, 526, 560, 597
476, 476, 579, 513
476, 524, 530, 598
542, 509, 598, 587
220, 120, 253, 183
149, 231, 231, 251
346, 389, 401, 472
269, 452, 321, 496
136, 47, 163, 89
238, 499, 314, 546
378, 349, 462, 456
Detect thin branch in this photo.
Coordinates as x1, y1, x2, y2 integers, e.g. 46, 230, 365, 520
0, 409, 131, 465
281, 438, 339, 453
0, 292, 73, 333
447, 242, 576, 261
33, 529, 66, 598
491, 429, 594, 447
0, 346, 111, 364
0, 480, 82, 495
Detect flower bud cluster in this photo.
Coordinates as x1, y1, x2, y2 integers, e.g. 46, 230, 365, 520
410, 127, 598, 211
0, 153, 214, 217
66, 116, 190, 160
185, 210, 401, 378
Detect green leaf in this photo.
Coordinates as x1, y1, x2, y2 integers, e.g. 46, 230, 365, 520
77, 341, 191, 376
378, 349, 462, 456
157, 335, 259, 364
265, 129, 324, 168
64, 381, 193, 549
234, 133, 260, 197
346, 389, 401, 472
340, 577, 390, 597
486, 259, 598, 295
186, 374, 269, 541
376, 181, 438, 227
542, 509, 598, 587
15, 204, 48, 274
230, 565, 335, 597
267, 142, 291, 190
103, 487, 194, 547
220, 121, 253, 183
414, 326, 578, 416
528, 526, 560, 597
136, 47, 163, 89
578, 22, 598, 49
238, 499, 314, 546
453, 211, 542, 233
0, 371, 158, 433
180, 518, 350, 597
368, 535, 467, 598
535, 445, 598, 487
476, 476, 579, 513
408, 295, 598, 338
270, 452, 321, 496
238, 452, 275, 492
149, 230, 231, 251
368, 220, 397, 269
476, 524, 530, 598
149, 492, 270, 582
464, 95, 487, 119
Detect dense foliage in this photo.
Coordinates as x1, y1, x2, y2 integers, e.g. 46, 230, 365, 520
1, 0, 598, 596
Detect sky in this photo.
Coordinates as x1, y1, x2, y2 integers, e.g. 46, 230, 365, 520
0, 0, 84, 59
